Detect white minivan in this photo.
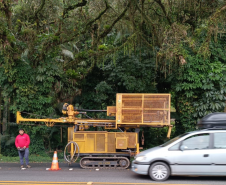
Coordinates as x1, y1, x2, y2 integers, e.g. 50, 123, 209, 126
132, 113, 226, 181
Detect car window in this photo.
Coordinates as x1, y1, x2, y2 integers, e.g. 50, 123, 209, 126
182, 133, 210, 150
160, 133, 189, 147
169, 142, 180, 151
214, 133, 226, 149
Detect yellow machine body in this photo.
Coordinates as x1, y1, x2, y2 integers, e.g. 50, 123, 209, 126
68, 128, 138, 155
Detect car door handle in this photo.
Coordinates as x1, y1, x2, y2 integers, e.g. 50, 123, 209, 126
203, 154, 209, 157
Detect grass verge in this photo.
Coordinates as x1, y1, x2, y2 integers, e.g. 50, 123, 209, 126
0, 153, 66, 163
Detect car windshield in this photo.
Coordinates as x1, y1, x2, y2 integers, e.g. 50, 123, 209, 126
160, 133, 189, 147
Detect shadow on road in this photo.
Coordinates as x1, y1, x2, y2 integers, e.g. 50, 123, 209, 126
133, 173, 226, 183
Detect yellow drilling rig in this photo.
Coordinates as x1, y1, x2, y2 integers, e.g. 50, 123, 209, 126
16, 93, 172, 169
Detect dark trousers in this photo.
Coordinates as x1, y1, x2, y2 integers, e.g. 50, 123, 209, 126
18, 148, 29, 165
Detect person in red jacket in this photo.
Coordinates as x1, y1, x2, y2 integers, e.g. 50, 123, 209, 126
15, 128, 31, 168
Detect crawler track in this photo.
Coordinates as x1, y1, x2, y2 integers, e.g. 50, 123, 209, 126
80, 156, 130, 169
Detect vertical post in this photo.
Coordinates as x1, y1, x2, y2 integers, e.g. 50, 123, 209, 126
116, 94, 122, 127
105, 132, 107, 153
70, 143, 74, 160
136, 143, 139, 155
168, 94, 171, 125
94, 133, 97, 152
142, 94, 144, 125
135, 128, 140, 155
70, 126, 74, 160
167, 125, 172, 139
163, 102, 166, 124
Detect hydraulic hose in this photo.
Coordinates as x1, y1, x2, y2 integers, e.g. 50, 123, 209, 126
64, 141, 80, 163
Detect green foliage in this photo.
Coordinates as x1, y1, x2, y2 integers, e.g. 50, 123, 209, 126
1, 125, 20, 157
98, 44, 108, 51
66, 69, 80, 79
174, 50, 226, 134
1, 0, 226, 157
141, 126, 176, 149
1, 136, 18, 157
78, 51, 157, 112
102, 54, 156, 93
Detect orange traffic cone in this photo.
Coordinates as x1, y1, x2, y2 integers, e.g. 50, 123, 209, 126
49, 151, 61, 171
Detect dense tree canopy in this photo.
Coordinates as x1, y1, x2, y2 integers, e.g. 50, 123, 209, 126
1, 0, 226, 155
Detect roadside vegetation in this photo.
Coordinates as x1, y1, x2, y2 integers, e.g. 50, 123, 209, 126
0, 0, 226, 159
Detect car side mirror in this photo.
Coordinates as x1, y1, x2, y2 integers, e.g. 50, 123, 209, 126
180, 145, 188, 151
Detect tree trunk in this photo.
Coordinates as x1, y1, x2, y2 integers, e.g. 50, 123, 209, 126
2, 99, 8, 134
224, 104, 226, 112
0, 89, 2, 134
0, 89, 1, 154
7, 98, 10, 131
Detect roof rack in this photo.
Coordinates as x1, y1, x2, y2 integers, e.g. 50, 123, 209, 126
197, 112, 226, 129
202, 127, 226, 131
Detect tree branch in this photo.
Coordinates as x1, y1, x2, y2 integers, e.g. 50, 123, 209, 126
55, 0, 88, 37
95, 0, 132, 44
154, 0, 172, 25
34, 0, 46, 30
136, 3, 161, 47
63, 0, 87, 19
198, 3, 226, 56
61, 0, 110, 44
84, 0, 110, 30
34, 0, 46, 17
210, 3, 226, 21
1, 0, 12, 30
68, 33, 138, 64
41, 0, 109, 58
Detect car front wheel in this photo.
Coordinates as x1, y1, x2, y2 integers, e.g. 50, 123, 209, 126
149, 162, 170, 181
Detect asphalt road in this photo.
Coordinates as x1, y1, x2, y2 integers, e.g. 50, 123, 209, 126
0, 163, 226, 185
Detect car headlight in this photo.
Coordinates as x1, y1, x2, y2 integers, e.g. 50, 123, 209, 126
135, 155, 146, 161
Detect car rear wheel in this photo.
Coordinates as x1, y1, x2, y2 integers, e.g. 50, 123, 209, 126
149, 162, 170, 181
